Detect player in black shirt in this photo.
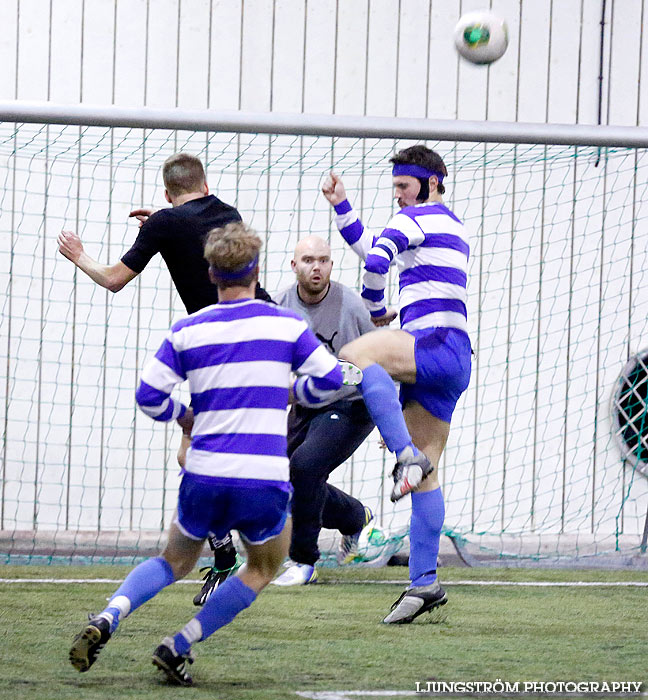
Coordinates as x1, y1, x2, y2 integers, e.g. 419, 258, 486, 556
58, 153, 271, 309
125, 194, 262, 313
58, 153, 269, 592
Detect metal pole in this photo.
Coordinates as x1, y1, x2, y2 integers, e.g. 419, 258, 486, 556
2, 101, 648, 147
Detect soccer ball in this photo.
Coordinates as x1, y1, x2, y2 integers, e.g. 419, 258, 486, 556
356, 526, 387, 562
454, 11, 509, 65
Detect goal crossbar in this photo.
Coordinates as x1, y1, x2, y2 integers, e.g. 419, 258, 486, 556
1, 100, 648, 147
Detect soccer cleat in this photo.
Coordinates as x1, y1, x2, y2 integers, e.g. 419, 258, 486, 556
193, 534, 240, 606
192, 562, 238, 606
152, 637, 195, 687
292, 361, 363, 408
337, 506, 374, 565
340, 360, 363, 386
382, 580, 448, 624
270, 562, 318, 587
390, 446, 434, 502
69, 614, 112, 672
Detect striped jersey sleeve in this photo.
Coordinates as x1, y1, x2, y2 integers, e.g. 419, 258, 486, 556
291, 327, 343, 406
333, 199, 377, 260
136, 335, 188, 422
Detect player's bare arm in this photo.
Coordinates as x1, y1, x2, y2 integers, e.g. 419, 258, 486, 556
58, 229, 138, 292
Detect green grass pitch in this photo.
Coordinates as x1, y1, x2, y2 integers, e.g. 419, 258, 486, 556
1, 565, 647, 699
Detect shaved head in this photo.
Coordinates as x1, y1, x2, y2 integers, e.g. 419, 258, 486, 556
291, 235, 333, 304
293, 235, 331, 260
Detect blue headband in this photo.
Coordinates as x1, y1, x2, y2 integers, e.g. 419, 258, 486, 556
392, 163, 444, 183
210, 254, 259, 281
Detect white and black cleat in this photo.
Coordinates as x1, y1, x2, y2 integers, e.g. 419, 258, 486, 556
69, 614, 112, 672
382, 580, 447, 624
152, 637, 195, 686
390, 446, 434, 502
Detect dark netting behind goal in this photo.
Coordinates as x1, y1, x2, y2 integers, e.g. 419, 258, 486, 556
1, 117, 648, 567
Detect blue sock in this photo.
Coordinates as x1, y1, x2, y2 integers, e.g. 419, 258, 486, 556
409, 488, 445, 587
359, 363, 415, 457
102, 556, 175, 632
173, 576, 257, 654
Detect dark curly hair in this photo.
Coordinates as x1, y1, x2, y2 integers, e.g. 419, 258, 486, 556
390, 145, 447, 196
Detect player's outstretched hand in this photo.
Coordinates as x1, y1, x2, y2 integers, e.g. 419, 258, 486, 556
58, 230, 84, 264
321, 171, 347, 206
129, 208, 155, 227
371, 308, 398, 327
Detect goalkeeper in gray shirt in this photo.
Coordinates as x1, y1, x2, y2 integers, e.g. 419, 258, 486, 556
271, 235, 376, 586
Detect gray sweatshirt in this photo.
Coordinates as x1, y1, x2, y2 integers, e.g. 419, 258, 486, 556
274, 281, 374, 356
274, 281, 375, 403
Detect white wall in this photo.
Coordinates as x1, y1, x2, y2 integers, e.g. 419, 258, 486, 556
0, 1, 646, 126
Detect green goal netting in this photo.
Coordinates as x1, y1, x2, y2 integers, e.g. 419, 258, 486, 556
1, 116, 648, 567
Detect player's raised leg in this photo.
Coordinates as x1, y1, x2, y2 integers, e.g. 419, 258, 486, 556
339, 329, 434, 501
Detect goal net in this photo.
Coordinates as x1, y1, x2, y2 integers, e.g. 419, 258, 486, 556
1, 110, 648, 567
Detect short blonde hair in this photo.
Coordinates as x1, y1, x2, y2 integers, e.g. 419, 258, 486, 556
162, 153, 206, 197
204, 222, 263, 288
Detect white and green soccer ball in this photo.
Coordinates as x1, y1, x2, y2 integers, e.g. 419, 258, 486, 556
454, 11, 509, 65
356, 525, 388, 562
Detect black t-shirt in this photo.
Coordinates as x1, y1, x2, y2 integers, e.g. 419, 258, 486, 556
120, 195, 271, 313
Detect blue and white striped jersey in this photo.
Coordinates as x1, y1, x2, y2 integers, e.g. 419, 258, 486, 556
334, 199, 470, 335
135, 299, 343, 483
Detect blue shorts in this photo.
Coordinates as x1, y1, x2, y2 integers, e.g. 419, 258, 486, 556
176, 472, 293, 545
399, 327, 472, 423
